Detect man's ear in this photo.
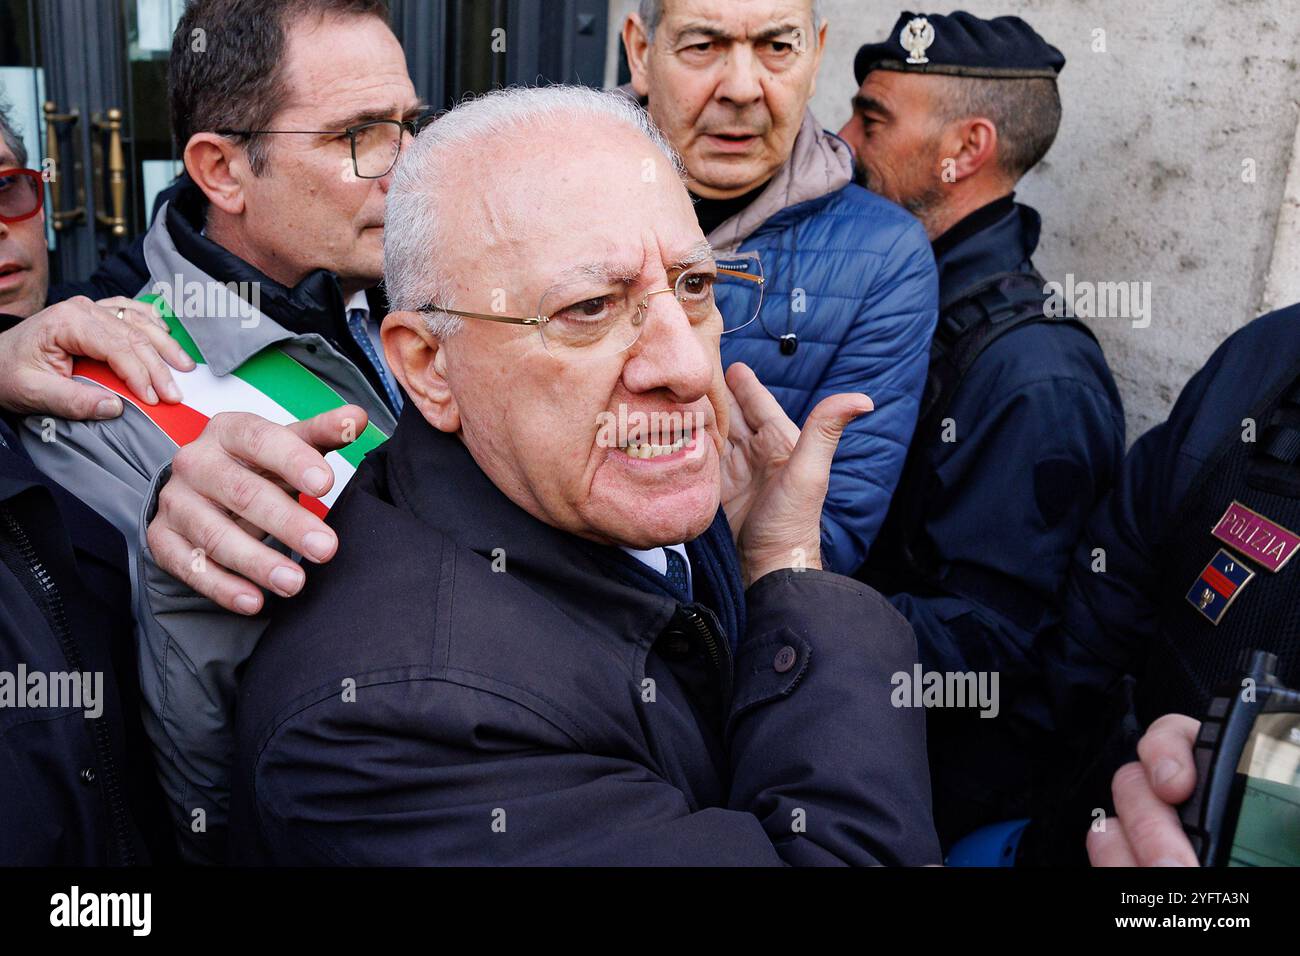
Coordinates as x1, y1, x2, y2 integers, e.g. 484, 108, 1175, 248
944, 116, 1000, 183
380, 311, 461, 434
622, 14, 653, 98
183, 133, 249, 216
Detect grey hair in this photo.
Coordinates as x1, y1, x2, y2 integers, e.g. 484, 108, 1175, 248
637, 0, 824, 42
384, 84, 685, 338
931, 74, 1062, 181
0, 96, 27, 167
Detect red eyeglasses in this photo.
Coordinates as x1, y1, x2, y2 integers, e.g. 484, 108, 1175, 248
0, 168, 45, 224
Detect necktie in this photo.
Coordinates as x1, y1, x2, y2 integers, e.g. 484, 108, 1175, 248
663, 548, 691, 600
346, 308, 404, 414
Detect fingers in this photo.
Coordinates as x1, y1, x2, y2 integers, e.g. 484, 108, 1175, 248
786, 392, 874, 496
149, 411, 356, 615
147, 520, 268, 616
286, 404, 370, 456
721, 372, 750, 444
175, 415, 339, 557
50, 298, 173, 406
206, 412, 336, 499
725, 362, 790, 435
152, 479, 310, 611
98, 298, 193, 400
1086, 818, 1139, 867
99, 325, 167, 405
1137, 713, 1201, 805
96, 296, 168, 332
110, 298, 197, 379
22, 376, 124, 421
1109, 759, 1200, 867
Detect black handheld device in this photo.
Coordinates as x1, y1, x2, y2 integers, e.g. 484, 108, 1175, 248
1179, 649, 1300, 866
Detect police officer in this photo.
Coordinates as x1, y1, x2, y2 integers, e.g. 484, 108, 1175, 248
838, 11, 1126, 846
1021, 302, 1300, 865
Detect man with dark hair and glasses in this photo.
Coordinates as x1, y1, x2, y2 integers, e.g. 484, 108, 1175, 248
11, 0, 423, 863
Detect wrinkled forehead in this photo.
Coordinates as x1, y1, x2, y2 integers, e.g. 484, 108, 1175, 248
449, 124, 703, 298
277, 13, 417, 124
862, 70, 942, 115
661, 0, 815, 37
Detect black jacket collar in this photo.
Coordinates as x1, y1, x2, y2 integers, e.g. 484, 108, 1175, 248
932, 195, 1042, 310
375, 402, 744, 647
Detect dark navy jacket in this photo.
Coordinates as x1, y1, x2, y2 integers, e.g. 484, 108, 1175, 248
232, 407, 941, 866
1015, 304, 1300, 863
862, 198, 1126, 843
1044, 304, 1300, 749
0, 417, 168, 864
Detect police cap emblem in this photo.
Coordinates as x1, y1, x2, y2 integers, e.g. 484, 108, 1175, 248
900, 17, 935, 65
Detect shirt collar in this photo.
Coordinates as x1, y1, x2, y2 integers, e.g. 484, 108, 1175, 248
344, 289, 370, 318
620, 543, 691, 576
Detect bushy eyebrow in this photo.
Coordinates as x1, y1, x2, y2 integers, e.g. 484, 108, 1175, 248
558, 241, 715, 284
319, 100, 427, 131
563, 262, 640, 284
671, 240, 716, 271
671, 21, 805, 45
852, 93, 893, 120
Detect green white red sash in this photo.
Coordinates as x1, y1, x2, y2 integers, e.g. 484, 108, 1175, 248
71, 293, 389, 516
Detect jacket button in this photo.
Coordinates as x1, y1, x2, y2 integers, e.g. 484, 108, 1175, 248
773, 645, 797, 673
79, 767, 97, 786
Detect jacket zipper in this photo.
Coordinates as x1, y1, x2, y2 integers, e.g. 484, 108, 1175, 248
679, 604, 733, 703
0, 504, 136, 865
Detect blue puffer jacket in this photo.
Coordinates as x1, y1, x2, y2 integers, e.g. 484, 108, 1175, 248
712, 114, 938, 575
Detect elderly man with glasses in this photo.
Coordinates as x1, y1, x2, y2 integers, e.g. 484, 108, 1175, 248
227, 84, 940, 866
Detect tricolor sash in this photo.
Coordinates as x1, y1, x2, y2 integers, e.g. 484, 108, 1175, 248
72, 294, 389, 516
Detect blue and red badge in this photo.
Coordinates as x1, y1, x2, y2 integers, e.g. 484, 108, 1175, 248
1186, 548, 1256, 625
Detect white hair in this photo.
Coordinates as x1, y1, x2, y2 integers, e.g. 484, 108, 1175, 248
384, 84, 685, 338
636, 0, 825, 42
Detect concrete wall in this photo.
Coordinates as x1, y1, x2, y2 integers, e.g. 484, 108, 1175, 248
607, 0, 1300, 439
